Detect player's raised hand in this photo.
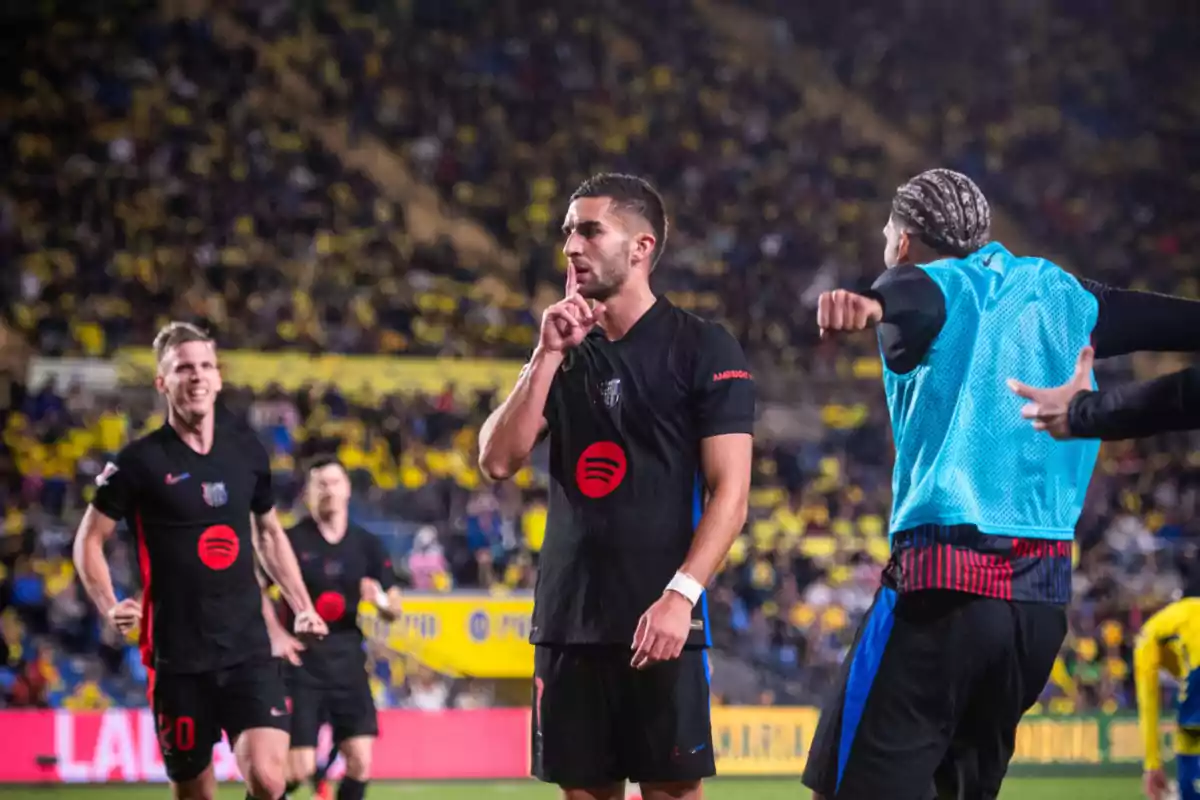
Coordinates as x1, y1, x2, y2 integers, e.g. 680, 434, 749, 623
539, 264, 604, 353
1007, 346, 1095, 440
269, 627, 305, 666
293, 609, 329, 639
817, 289, 884, 339
630, 591, 693, 670
105, 597, 142, 634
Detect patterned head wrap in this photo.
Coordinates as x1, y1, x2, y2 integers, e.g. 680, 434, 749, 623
892, 169, 991, 257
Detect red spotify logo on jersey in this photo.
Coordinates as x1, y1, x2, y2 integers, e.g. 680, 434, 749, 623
197, 526, 239, 570
575, 441, 627, 499
315, 591, 346, 622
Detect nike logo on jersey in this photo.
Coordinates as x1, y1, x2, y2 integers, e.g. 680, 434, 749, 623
165, 473, 190, 485
270, 706, 288, 717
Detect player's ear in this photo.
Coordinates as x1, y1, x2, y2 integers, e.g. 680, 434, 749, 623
153, 372, 167, 396
896, 229, 911, 264
634, 232, 656, 267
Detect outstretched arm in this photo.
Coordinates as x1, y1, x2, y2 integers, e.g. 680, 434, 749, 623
1068, 365, 1200, 440
1011, 350, 1200, 440
1082, 280, 1200, 358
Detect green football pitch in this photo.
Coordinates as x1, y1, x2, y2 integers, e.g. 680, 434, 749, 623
0, 777, 1144, 799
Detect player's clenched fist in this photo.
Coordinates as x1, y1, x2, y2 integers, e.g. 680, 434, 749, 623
105, 597, 142, 634
293, 609, 329, 639
817, 289, 884, 339
540, 294, 603, 352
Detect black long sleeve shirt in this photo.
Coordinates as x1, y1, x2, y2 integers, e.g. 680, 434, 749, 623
866, 266, 1200, 375
1067, 365, 1200, 440
861, 265, 1200, 603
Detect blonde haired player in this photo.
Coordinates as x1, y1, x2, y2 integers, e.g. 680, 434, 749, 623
1135, 596, 1200, 800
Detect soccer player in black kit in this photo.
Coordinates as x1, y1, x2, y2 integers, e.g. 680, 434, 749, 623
73, 322, 327, 800
479, 174, 755, 800
274, 457, 401, 800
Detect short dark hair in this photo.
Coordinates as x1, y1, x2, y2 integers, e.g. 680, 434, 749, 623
570, 173, 669, 268
305, 456, 347, 475
891, 168, 991, 258
152, 321, 214, 364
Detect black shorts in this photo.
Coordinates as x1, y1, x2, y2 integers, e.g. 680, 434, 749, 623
531, 645, 715, 788
288, 667, 379, 749
803, 588, 1066, 800
152, 658, 290, 783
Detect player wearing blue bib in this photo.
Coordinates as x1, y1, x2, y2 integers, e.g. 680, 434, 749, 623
802, 169, 1200, 800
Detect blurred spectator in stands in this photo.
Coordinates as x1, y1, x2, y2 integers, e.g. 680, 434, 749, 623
407, 666, 449, 712
407, 526, 448, 591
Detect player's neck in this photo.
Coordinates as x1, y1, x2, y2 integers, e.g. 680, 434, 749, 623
167, 408, 215, 454
597, 283, 657, 341
315, 513, 348, 543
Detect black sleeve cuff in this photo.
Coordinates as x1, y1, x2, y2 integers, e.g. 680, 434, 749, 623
1066, 390, 1099, 439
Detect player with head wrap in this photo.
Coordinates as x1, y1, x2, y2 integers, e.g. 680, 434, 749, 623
803, 169, 1200, 800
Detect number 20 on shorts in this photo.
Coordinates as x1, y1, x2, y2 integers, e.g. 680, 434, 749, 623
157, 714, 196, 752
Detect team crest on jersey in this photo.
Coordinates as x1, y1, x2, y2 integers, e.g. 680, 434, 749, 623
201, 482, 228, 507
601, 378, 621, 409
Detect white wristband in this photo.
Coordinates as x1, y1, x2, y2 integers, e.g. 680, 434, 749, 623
373, 587, 390, 609
665, 571, 704, 607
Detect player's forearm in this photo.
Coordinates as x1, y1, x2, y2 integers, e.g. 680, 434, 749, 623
1084, 280, 1200, 358
1135, 653, 1163, 769
261, 591, 287, 638
73, 527, 118, 617
255, 522, 315, 614
679, 487, 749, 587
479, 347, 562, 480
1068, 366, 1200, 440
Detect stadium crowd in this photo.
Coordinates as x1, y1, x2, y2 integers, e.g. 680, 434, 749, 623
752, 0, 1200, 296
1, 0, 1197, 728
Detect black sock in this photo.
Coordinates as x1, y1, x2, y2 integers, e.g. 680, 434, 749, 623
243, 791, 289, 800
337, 777, 367, 800
285, 781, 300, 795
313, 759, 330, 786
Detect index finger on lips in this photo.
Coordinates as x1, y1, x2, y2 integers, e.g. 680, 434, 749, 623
566, 262, 577, 296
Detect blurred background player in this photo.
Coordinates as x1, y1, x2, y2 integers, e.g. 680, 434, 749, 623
478, 173, 755, 800
1134, 595, 1200, 800
804, 169, 1200, 800
72, 321, 327, 800
1011, 351, 1200, 440
274, 457, 402, 800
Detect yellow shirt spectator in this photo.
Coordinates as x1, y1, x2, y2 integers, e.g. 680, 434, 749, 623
62, 681, 112, 711
522, 503, 547, 553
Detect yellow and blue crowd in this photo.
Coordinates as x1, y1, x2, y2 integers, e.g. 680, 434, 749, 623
0, 0, 1197, 755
